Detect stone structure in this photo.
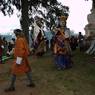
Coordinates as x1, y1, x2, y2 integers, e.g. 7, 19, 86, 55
85, 9, 95, 38
85, 0, 95, 37
85, 1, 95, 54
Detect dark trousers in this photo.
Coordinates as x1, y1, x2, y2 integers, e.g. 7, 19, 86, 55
0, 55, 2, 64
9, 72, 33, 88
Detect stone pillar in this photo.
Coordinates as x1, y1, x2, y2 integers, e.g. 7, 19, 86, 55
85, 7, 95, 54
85, 9, 95, 38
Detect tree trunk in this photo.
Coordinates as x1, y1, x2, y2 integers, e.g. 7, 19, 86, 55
92, 0, 95, 9
21, 0, 29, 43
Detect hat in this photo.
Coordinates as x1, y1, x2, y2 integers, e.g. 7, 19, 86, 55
14, 29, 22, 34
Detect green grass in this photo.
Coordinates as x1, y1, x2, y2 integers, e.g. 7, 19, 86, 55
1, 50, 95, 95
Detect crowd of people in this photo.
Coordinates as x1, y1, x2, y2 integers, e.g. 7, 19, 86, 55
0, 15, 86, 92
1, 28, 85, 92
0, 37, 15, 64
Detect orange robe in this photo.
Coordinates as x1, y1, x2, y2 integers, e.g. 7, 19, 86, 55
11, 37, 31, 75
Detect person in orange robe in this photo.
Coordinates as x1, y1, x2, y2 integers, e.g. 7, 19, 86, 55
5, 29, 35, 92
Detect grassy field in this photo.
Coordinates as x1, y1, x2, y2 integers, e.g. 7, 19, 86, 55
0, 50, 95, 95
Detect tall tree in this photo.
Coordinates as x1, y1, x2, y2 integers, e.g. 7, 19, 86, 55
20, 0, 29, 42
92, 0, 95, 8
0, 0, 68, 42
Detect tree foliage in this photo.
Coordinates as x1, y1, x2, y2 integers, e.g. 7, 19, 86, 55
0, 0, 69, 42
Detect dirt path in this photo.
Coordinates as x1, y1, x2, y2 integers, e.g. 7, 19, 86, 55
0, 59, 39, 95
0, 79, 39, 95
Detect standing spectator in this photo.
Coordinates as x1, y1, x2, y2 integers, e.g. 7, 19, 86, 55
5, 29, 35, 92
7, 42, 13, 56
11, 38, 15, 48
6, 38, 16, 56
0, 36, 4, 64
2, 37, 8, 56
70, 36, 77, 51
78, 32, 84, 51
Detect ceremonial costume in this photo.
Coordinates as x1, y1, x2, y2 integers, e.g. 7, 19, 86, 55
5, 29, 35, 92
54, 30, 67, 70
